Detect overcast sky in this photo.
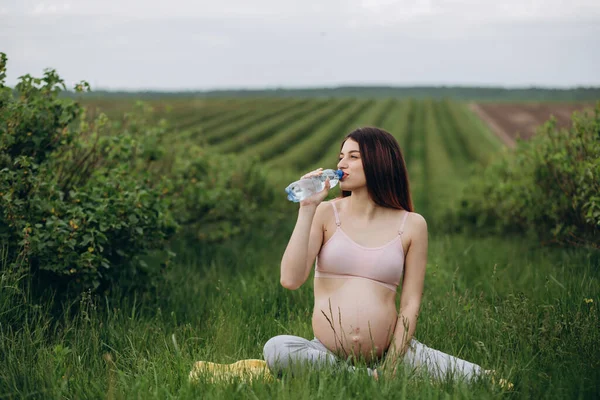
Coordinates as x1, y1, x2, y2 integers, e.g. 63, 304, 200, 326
1, 0, 599, 90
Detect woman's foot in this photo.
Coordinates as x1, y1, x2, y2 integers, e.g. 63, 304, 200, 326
189, 359, 273, 383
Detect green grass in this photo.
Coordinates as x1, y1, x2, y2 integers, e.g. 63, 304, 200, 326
2, 219, 598, 399
1, 97, 598, 399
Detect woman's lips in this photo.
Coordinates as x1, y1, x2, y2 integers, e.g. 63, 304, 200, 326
342, 173, 349, 180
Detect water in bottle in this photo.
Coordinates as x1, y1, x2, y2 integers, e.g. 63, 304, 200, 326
285, 169, 344, 202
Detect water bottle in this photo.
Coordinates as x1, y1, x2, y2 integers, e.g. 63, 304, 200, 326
285, 169, 344, 202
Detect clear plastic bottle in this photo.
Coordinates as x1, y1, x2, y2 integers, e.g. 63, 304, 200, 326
285, 169, 344, 202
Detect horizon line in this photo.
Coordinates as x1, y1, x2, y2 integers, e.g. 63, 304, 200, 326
71, 84, 600, 93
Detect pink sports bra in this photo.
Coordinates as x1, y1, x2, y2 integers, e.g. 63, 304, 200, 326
315, 198, 409, 292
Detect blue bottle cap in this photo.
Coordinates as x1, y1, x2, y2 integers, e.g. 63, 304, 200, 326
335, 169, 343, 179
285, 187, 294, 201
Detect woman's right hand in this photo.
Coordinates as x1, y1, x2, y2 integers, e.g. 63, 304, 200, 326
299, 168, 331, 208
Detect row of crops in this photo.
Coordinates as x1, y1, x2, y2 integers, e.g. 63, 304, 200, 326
87, 98, 503, 218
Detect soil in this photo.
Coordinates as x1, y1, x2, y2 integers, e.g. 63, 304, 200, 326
469, 103, 595, 148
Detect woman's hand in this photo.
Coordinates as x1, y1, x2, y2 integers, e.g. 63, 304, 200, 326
373, 365, 397, 381
298, 168, 330, 208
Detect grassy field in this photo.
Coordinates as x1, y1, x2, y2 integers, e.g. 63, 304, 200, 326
1, 98, 599, 399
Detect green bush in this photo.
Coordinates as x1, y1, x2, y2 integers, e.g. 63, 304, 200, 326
0, 53, 281, 297
447, 103, 600, 249
0, 53, 178, 295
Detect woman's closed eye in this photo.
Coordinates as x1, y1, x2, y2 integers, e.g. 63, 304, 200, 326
339, 156, 358, 160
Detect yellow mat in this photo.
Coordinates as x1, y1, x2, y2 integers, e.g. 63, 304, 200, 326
189, 359, 275, 384
484, 370, 514, 391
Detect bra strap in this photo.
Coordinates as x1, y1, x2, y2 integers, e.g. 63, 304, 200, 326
331, 200, 341, 227
398, 211, 410, 235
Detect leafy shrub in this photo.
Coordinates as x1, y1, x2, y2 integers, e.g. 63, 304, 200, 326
447, 103, 599, 249
0, 53, 281, 297
0, 53, 178, 295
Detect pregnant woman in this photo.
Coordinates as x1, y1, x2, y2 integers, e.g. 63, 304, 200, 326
263, 127, 491, 382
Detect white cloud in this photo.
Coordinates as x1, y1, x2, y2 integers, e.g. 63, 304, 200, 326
1, 0, 597, 21
353, 0, 600, 25
31, 2, 71, 15
17, 0, 289, 17
360, 0, 435, 15
1, 0, 599, 89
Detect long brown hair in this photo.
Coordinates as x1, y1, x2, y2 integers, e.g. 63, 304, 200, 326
339, 127, 414, 212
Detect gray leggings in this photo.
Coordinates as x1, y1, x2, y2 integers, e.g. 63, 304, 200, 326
263, 335, 485, 381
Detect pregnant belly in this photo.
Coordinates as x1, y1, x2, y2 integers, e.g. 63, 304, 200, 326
312, 277, 398, 364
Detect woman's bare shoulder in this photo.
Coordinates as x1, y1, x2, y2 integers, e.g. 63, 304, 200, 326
406, 211, 427, 232
314, 198, 338, 223
406, 211, 427, 225
320, 197, 343, 209
405, 212, 428, 251
317, 198, 340, 210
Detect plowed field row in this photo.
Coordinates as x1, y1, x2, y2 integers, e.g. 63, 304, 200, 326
266, 100, 374, 170
202, 100, 309, 146
241, 99, 354, 162
213, 100, 324, 154
90, 98, 502, 214
312, 98, 394, 169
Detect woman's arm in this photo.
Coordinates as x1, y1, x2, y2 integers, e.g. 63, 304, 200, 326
381, 213, 428, 372
280, 203, 326, 290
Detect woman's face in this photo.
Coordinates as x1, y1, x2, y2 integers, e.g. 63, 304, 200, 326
337, 139, 366, 190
